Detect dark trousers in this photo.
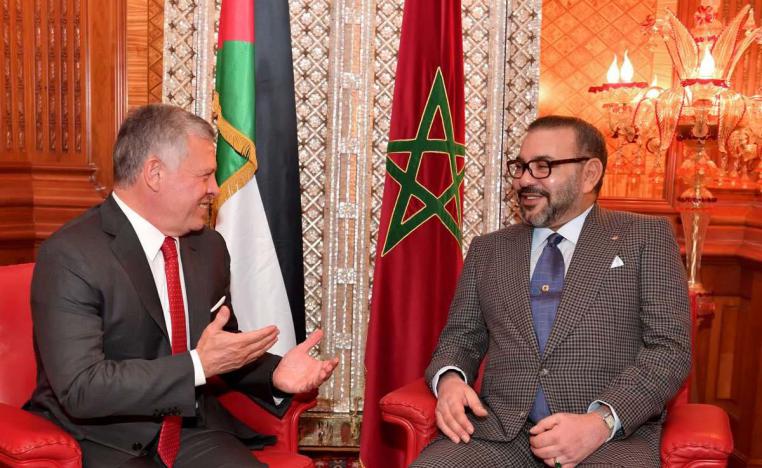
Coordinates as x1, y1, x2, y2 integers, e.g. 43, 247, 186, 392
80, 429, 267, 468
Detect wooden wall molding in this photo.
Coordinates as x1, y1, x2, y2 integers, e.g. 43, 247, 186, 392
0, 161, 103, 262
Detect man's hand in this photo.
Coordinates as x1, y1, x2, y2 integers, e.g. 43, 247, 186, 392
196, 306, 279, 378
528, 412, 610, 467
272, 329, 338, 394
435, 372, 488, 443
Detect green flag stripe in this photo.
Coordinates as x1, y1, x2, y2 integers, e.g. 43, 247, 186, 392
215, 41, 255, 185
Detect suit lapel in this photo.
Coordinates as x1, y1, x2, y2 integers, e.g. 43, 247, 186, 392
180, 235, 209, 347
543, 205, 626, 358
103, 196, 169, 340
498, 224, 540, 358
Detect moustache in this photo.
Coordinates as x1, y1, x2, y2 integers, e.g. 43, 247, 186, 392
518, 186, 550, 198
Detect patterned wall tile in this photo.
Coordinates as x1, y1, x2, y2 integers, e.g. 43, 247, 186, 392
290, 0, 331, 340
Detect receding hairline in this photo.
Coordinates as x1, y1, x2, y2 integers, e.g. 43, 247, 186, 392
112, 104, 216, 186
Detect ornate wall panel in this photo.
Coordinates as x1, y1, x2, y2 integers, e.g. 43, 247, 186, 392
126, 0, 164, 109
0, 0, 123, 264
288, 0, 330, 378
0, 0, 89, 159
499, 0, 543, 226
162, 0, 216, 117
161, 0, 541, 447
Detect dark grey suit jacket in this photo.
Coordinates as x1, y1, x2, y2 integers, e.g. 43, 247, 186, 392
426, 205, 692, 465
26, 195, 287, 456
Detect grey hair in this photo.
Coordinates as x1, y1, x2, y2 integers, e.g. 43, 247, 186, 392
113, 104, 215, 186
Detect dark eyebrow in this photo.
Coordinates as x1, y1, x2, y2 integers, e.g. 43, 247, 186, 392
516, 155, 553, 162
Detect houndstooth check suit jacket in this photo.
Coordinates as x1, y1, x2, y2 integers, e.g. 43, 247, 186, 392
425, 204, 692, 464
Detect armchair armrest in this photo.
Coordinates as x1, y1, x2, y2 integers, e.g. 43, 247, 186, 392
379, 378, 438, 467
218, 390, 317, 452
0, 403, 81, 468
661, 403, 733, 467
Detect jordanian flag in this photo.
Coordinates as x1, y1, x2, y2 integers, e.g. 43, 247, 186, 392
360, 1, 466, 466
213, 0, 305, 354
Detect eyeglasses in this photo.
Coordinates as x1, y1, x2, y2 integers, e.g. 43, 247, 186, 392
506, 157, 591, 179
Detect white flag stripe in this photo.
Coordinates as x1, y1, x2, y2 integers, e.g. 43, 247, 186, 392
215, 177, 296, 356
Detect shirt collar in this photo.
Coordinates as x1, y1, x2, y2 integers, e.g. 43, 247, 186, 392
112, 191, 172, 262
531, 204, 594, 252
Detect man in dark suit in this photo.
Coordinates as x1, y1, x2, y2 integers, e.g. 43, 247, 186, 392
413, 116, 691, 467
27, 104, 338, 467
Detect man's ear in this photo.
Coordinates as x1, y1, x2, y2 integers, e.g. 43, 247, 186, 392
582, 158, 603, 194
143, 155, 163, 192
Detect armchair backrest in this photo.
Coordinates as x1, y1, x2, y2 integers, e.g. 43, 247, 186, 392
0, 263, 37, 407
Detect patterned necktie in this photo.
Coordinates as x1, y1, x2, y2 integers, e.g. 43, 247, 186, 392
528, 232, 565, 423
157, 237, 187, 468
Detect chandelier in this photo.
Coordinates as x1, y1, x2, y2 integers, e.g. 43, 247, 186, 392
589, 2, 762, 294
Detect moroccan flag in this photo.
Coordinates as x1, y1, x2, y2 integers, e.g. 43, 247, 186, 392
360, 1, 466, 466
213, 0, 305, 355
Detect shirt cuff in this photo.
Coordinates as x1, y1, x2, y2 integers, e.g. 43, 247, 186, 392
190, 350, 207, 387
587, 400, 622, 441
431, 366, 467, 398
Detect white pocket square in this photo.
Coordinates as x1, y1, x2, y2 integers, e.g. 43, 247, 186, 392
610, 256, 624, 268
210, 295, 226, 313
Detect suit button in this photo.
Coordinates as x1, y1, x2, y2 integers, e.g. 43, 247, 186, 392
132, 442, 143, 451
539, 368, 549, 376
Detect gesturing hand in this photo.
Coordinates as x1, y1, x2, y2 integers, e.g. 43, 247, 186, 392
196, 306, 279, 378
272, 329, 338, 394
528, 412, 610, 467
435, 372, 488, 443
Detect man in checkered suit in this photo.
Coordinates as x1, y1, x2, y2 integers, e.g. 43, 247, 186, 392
412, 115, 691, 467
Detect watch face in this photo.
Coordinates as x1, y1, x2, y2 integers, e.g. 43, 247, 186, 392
595, 407, 614, 429
603, 414, 614, 429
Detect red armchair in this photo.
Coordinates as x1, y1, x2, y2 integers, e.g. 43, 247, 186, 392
380, 323, 734, 466
0, 263, 314, 468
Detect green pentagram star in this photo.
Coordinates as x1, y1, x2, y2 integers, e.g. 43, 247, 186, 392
382, 67, 466, 256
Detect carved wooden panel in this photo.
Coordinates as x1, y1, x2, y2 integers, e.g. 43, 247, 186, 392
1, 0, 88, 158
7, 0, 88, 159
0, 0, 126, 264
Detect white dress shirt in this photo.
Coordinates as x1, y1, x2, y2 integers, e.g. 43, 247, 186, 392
113, 192, 206, 387
432, 205, 621, 440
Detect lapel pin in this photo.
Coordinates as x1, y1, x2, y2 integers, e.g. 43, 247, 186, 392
611, 235, 619, 240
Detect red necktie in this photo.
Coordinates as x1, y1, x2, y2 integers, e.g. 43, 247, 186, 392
157, 237, 187, 467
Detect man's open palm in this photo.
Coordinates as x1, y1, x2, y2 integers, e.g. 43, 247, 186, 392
272, 329, 339, 394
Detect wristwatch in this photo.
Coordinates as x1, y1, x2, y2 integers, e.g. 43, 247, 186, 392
593, 405, 615, 433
